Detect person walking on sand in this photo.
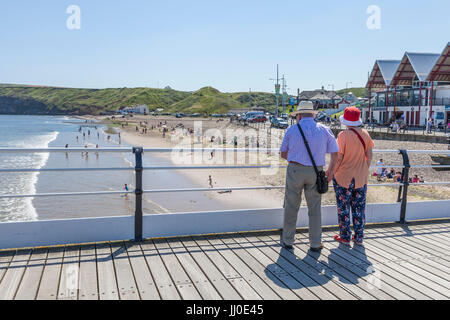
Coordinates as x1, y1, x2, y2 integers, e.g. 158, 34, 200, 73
124, 184, 130, 198
208, 175, 214, 188
327, 107, 374, 246
280, 101, 339, 252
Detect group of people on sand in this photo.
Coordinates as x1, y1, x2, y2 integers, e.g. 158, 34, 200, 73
280, 102, 374, 251
374, 159, 425, 183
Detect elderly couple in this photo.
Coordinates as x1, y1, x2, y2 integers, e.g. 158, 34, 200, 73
280, 101, 374, 252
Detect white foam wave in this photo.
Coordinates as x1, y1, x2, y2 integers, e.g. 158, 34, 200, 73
11, 131, 59, 221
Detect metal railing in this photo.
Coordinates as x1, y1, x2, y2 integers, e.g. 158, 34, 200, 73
0, 147, 450, 241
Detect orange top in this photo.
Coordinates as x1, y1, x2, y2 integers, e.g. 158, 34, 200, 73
334, 128, 374, 189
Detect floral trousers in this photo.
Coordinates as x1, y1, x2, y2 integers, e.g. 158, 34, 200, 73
333, 178, 367, 243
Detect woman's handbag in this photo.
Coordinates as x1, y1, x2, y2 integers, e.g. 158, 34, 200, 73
297, 124, 329, 194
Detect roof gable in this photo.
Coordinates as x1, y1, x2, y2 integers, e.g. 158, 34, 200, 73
392, 52, 440, 85
366, 60, 401, 88
427, 43, 450, 82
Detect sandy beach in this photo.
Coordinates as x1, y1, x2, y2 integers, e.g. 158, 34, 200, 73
83, 114, 450, 210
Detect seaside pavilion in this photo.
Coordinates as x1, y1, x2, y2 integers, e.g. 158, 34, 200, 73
364, 42, 450, 126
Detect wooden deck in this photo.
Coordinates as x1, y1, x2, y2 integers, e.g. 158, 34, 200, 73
0, 220, 449, 300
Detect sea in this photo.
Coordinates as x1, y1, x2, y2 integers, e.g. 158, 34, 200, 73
0, 115, 233, 222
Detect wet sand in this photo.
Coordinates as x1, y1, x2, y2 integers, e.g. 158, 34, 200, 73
87, 115, 450, 208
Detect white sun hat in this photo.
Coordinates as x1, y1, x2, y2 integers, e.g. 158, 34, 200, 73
291, 101, 318, 116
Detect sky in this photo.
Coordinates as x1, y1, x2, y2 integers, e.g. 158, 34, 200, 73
0, 0, 449, 94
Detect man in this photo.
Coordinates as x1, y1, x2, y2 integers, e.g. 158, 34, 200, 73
280, 101, 339, 252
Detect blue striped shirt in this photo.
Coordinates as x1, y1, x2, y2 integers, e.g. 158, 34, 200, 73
280, 118, 339, 166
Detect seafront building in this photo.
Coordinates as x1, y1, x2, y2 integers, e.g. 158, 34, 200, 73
298, 87, 342, 109
116, 104, 149, 115
364, 42, 450, 126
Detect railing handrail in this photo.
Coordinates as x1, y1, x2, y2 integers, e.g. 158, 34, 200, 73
3, 164, 450, 174
0, 147, 449, 154
1, 147, 450, 239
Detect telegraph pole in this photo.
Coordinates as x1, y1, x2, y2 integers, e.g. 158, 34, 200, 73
270, 64, 281, 118
281, 75, 288, 114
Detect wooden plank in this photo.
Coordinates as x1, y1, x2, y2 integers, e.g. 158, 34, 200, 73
125, 242, 160, 300
323, 231, 448, 300
363, 226, 450, 270
58, 246, 80, 300
366, 226, 450, 263
166, 238, 222, 300
153, 239, 201, 300
268, 233, 397, 300
242, 234, 356, 300
366, 228, 450, 275
96, 243, 119, 300
293, 232, 415, 300
217, 235, 299, 300
366, 224, 450, 251
78, 244, 99, 300
192, 236, 262, 300
0, 251, 15, 285
386, 229, 450, 265
0, 249, 31, 300
36, 247, 64, 300
15, 249, 48, 300
320, 230, 438, 300
225, 234, 319, 300
205, 235, 281, 300
180, 237, 242, 300
140, 241, 181, 300
110, 242, 140, 300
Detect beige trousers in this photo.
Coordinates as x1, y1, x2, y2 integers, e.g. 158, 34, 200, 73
282, 162, 322, 247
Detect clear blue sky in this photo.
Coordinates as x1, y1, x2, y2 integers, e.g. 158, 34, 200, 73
0, 0, 448, 94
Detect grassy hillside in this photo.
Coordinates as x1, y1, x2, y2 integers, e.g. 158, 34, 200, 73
0, 86, 191, 115
0, 84, 279, 115
167, 87, 241, 114
336, 87, 368, 98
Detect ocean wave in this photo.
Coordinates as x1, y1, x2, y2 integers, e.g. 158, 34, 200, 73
0, 131, 59, 221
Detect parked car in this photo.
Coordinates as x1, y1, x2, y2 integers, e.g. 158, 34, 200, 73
271, 117, 288, 129
248, 115, 267, 123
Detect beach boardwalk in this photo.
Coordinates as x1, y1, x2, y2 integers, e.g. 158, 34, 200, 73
0, 219, 449, 300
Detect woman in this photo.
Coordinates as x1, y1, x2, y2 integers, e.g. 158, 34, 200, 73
327, 107, 374, 245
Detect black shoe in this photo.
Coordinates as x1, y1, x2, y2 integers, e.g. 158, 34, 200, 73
281, 242, 293, 250
310, 243, 324, 252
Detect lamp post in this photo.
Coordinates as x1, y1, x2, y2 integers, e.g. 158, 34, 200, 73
270, 64, 281, 118
328, 84, 335, 108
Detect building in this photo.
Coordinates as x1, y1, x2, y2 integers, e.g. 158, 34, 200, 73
364, 42, 450, 126
298, 87, 342, 109
116, 104, 149, 115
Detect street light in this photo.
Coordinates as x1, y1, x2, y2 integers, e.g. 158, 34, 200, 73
328, 84, 335, 108
269, 64, 281, 118
346, 82, 353, 94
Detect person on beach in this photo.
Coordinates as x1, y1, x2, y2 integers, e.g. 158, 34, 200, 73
208, 175, 214, 188
280, 101, 339, 251
327, 107, 374, 246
